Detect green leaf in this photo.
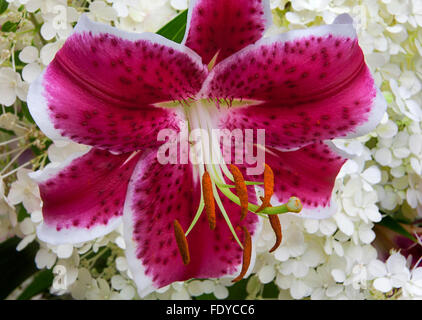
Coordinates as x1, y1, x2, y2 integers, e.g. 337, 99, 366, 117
20, 101, 35, 124
226, 278, 248, 299
17, 269, 54, 300
17, 203, 30, 222
1, 21, 19, 32
14, 50, 25, 68
156, 10, 188, 43
0, 0, 8, 15
0, 127, 15, 135
194, 293, 215, 300
262, 281, 279, 298
377, 215, 417, 242
0, 237, 39, 299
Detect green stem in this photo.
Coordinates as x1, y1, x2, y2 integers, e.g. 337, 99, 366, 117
185, 195, 205, 237
217, 183, 289, 216
28, 13, 47, 45
16, 28, 36, 36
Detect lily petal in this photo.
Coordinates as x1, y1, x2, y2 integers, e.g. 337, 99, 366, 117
230, 141, 346, 219
183, 0, 272, 64
123, 150, 261, 297
262, 142, 346, 219
204, 15, 386, 150
28, 15, 208, 154
30, 148, 141, 244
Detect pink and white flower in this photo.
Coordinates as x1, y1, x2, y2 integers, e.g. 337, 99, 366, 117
27, 0, 386, 296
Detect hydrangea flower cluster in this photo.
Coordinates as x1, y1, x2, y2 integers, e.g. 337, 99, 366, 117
0, 0, 421, 300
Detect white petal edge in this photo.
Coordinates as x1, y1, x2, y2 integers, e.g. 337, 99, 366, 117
181, 0, 273, 46
342, 88, 388, 139
27, 69, 68, 143
29, 147, 123, 245
333, 13, 354, 25
36, 216, 122, 245
75, 14, 204, 70
28, 148, 91, 184
123, 158, 263, 298
122, 157, 155, 298
324, 140, 356, 159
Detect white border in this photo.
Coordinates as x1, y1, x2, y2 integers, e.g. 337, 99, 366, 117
28, 148, 91, 183
29, 147, 125, 245
342, 88, 387, 139
36, 216, 122, 245
75, 14, 204, 69
27, 69, 69, 143
122, 156, 156, 298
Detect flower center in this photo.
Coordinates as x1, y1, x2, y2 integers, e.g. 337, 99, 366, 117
171, 99, 303, 281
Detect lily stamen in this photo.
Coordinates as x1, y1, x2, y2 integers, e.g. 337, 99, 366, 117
268, 215, 282, 253
174, 219, 190, 265
256, 164, 274, 212
287, 197, 303, 213
202, 171, 216, 230
260, 196, 282, 253
175, 100, 302, 269
229, 164, 249, 221
215, 180, 263, 189
232, 226, 252, 283
210, 179, 244, 249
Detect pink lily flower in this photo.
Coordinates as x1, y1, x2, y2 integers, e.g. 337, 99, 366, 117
27, 0, 386, 297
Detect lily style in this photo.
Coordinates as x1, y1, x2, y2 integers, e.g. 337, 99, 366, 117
27, 0, 386, 297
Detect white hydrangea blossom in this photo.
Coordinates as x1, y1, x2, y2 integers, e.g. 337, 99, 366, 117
8, 168, 41, 213
0, 67, 28, 106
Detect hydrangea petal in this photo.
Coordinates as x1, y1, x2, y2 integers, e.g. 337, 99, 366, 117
205, 16, 386, 150
30, 148, 141, 244
28, 15, 208, 153
183, 0, 271, 64
123, 150, 261, 297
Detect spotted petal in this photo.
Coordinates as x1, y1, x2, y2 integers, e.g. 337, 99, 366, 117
123, 149, 261, 297
262, 143, 346, 219
183, 0, 272, 64
204, 15, 387, 151
229, 142, 346, 219
30, 148, 141, 244
28, 15, 208, 154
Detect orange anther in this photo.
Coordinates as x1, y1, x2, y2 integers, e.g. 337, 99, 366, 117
256, 164, 274, 212
202, 171, 216, 230
232, 226, 252, 283
229, 164, 249, 220
260, 197, 282, 253
173, 220, 190, 265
